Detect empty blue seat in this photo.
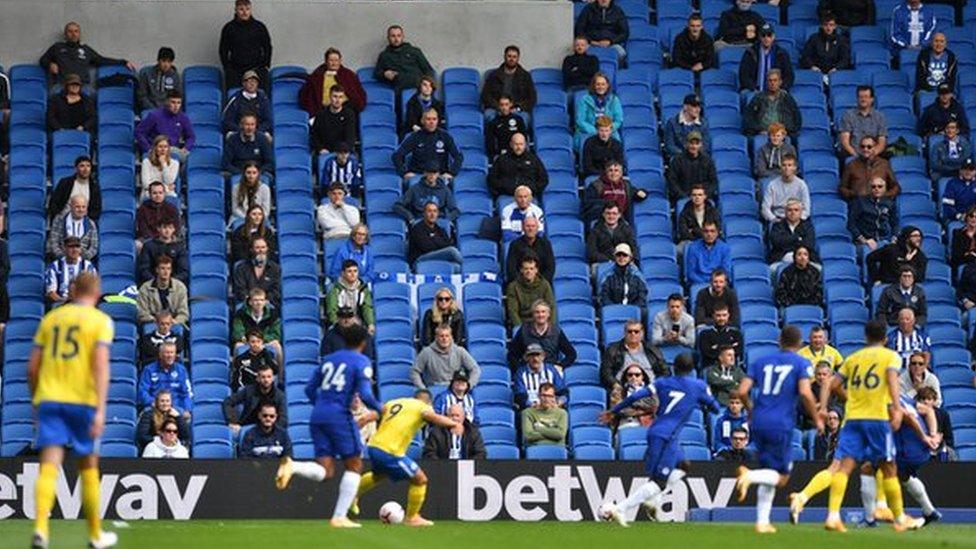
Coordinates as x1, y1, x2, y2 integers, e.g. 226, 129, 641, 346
526, 445, 568, 460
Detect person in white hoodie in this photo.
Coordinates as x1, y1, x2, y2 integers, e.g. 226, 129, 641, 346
142, 418, 189, 459
316, 181, 361, 240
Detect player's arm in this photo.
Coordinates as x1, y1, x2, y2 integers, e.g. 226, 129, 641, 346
27, 346, 42, 397
421, 408, 457, 429
355, 371, 382, 425
919, 404, 943, 449
90, 342, 110, 438
600, 386, 653, 424
886, 361, 903, 429
819, 370, 843, 410
798, 378, 824, 434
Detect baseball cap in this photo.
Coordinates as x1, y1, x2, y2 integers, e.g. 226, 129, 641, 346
759, 23, 775, 36
524, 343, 545, 357
424, 160, 441, 173
242, 70, 259, 82
614, 243, 632, 256
451, 369, 470, 383
938, 83, 953, 95
64, 73, 82, 86
157, 47, 175, 62
963, 158, 976, 170
686, 131, 703, 143
683, 93, 701, 106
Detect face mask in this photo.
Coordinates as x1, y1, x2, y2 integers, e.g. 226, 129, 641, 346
252, 254, 267, 266
736, 0, 752, 10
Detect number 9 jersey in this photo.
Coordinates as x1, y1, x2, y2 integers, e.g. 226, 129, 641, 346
836, 346, 902, 421
32, 303, 114, 407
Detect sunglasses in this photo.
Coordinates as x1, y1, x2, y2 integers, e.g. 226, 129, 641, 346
860, 144, 875, 149
626, 372, 643, 377
626, 329, 642, 334
870, 185, 885, 189
163, 429, 178, 434
437, 296, 452, 302
910, 361, 926, 366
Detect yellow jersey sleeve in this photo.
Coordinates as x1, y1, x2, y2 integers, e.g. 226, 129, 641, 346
368, 398, 432, 456
32, 314, 50, 348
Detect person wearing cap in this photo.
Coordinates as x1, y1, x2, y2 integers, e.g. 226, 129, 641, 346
514, 344, 567, 409
299, 47, 367, 116
574, 0, 630, 62
742, 69, 801, 137
321, 306, 375, 358
221, 70, 273, 135
501, 186, 545, 242
321, 143, 363, 197
219, 0, 272, 93
508, 299, 576, 370
395, 162, 460, 223
761, 153, 810, 223
943, 159, 976, 221
507, 258, 557, 329
848, 177, 900, 251
587, 201, 638, 267
485, 95, 528, 159
316, 182, 360, 241
574, 72, 623, 151
583, 160, 648, 223
47, 195, 98, 261
44, 236, 96, 304
600, 320, 668, 392
715, 0, 766, 47
562, 36, 600, 91
420, 287, 467, 348
739, 23, 794, 92
915, 33, 957, 93
890, 0, 937, 55
672, 13, 717, 73
407, 202, 463, 266
411, 324, 481, 389
663, 93, 711, 158
489, 133, 549, 197
48, 155, 100, 221
930, 120, 973, 183
918, 83, 970, 137
223, 113, 274, 175
839, 135, 900, 199
666, 130, 718, 201
310, 84, 358, 154
481, 45, 537, 116
800, 12, 851, 76
39, 20, 135, 85
838, 85, 889, 158
138, 47, 181, 111
403, 75, 446, 135
46, 73, 95, 134
136, 90, 196, 157
598, 243, 648, 317
582, 115, 626, 177
506, 218, 555, 284
432, 370, 477, 422
373, 25, 436, 92
685, 220, 732, 285
392, 108, 463, 180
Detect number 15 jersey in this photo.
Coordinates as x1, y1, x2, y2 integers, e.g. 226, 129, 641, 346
32, 303, 114, 407
747, 351, 812, 432
837, 346, 901, 421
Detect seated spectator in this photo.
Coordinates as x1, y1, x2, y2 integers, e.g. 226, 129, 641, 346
672, 13, 717, 72
432, 370, 477, 422
587, 201, 638, 267
229, 162, 272, 223
919, 84, 970, 137
508, 300, 576, 370
231, 287, 283, 359
716, 427, 756, 461
137, 47, 180, 111
598, 243, 648, 316
138, 310, 183, 366
44, 236, 96, 305
501, 186, 545, 242
600, 320, 668, 391
574, 73, 623, 151
488, 133, 549, 197
423, 404, 486, 460
321, 308, 375, 359
840, 136, 900, 199
321, 143, 363, 197
138, 342, 192, 417
392, 109, 463, 180
40, 20, 135, 85
410, 324, 481, 389
775, 244, 824, 307
135, 390, 190, 451
867, 225, 927, 285
299, 47, 367, 116
676, 184, 721, 255
651, 294, 696, 350
685, 221, 732, 285
506, 217, 555, 283
136, 181, 182, 246
713, 394, 748, 450
582, 116, 625, 177
47, 195, 98, 261
221, 70, 273, 135
232, 236, 281, 306
951, 205, 976, 267
916, 388, 953, 459
799, 326, 844, 370
231, 204, 277, 265
667, 132, 718, 202
743, 70, 801, 136
310, 85, 358, 154
768, 199, 818, 266
521, 382, 568, 447
486, 97, 527, 161
663, 93, 711, 158
141, 136, 180, 199
514, 344, 568, 409
373, 25, 435, 92
421, 287, 467, 348
753, 123, 796, 182
218, 0, 272, 91
697, 304, 744, 368
890, 308, 933, 370
890, 0, 937, 55
481, 45, 537, 115
739, 23, 794, 92
224, 364, 287, 432
328, 224, 375, 283
562, 36, 600, 90
46, 73, 95, 134
238, 403, 292, 459
848, 177, 900, 250
715, 0, 765, 47
694, 269, 742, 326
135, 91, 195, 158
800, 12, 851, 75
317, 182, 360, 241
395, 164, 459, 223
608, 365, 655, 430
583, 160, 648, 222
506, 258, 557, 328
916, 32, 957, 93
813, 407, 842, 460
706, 346, 745, 406
761, 153, 810, 223
223, 114, 274, 175
137, 255, 189, 326
403, 75, 445, 134
839, 86, 888, 158
230, 330, 279, 392
900, 352, 941, 405
810, 360, 843, 413
574, 0, 629, 61
817, 0, 875, 27
406, 202, 463, 265
138, 218, 189, 284
932, 122, 973, 184
48, 155, 100, 222
876, 266, 928, 325
325, 260, 374, 330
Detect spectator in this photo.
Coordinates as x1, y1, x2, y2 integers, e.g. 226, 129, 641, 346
508, 300, 576, 370
230, 204, 276, 265
839, 136, 900, 199
395, 164, 459, 223
672, 13, 717, 72
706, 346, 745, 406
514, 344, 568, 409
403, 76, 445, 134
233, 236, 281, 306
867, 225, 927, 285
521, 382, 568, 447
952, 205, 976, 267
715, 0, 766, 47
916, 387, 953, 458
223, 114, 274, 175
900, 352, 941, 405
775, 244, 824, 307
663, 93, 711, 158
713, 394, 748, 450
325, 260, 374, 330
238, 404, 292, 459
817, 0, 875, 27
136, 181, 181, 245
138, 310, 184, 366
48, 155, 100, 222
931, 121, 972, 183
506, 258, 557, 328
918, 83, 970, 137
138, 218, 188, 284
890, 0, 937, 55
739, 23, 795, 92
799, 326, 844, 369
374, 24, 434, 91
137, 47, 180, 111
137, 255, 189, 326
743, 69, 801, 136
221, 71, 273, 135
676, 184, 721, 255
582, 116, 625, 177
299, 47, 367, 116
432, 370, 477, 422
716, 427, 756, 462
573, 73, 623, 151
800, 12, 852, 74
423, 404, 486, 460
219, 0, 272, 91
848, 177, 900, 250
46, 73, 95, 134
574, 0, 630, 61
317, 182, 361, 241
608, 365, 656, 430
321, 308, 375, 359
320, 143, 363, 197
562, 36, 600, 91
229, 162, 272, 222
485, 95, 528, 159
411, 324, 481, 389
598, 243, 648, 316
392, 109, 463, 180
587, 201, 638, 267
753, 123, 797, 182
761, 153, 810, 223
481, 45, 537, 114
501, 186, 545, 242
310, 85, 358, 154
138, 342, 192, 416
651, 294, 696, 349
135, 91, 195, 157
839, 86, 889, 158
47, 195, 97, 261
697, 304, 744, 367
328, 224, 375, 283
877, 266, 928, 325
40, 21, 135, 85
230, 331, 279, 392
506, 217, 555, 283
694, 269, 742, 326
135, 390, 190, 451
889, 308, 933, 369
685, 221, 732, 285
420, 287, 467, 348
231, 287, 283, 359
813, 407, 842, 460
769, 199, 819, 265
916, 32, 957, 93
600, 320, 668, 391
44, 236, 96, 305
489, 133, 549, 197
224, 364, 287, 432
583, 160, 648, 222
141, 136, 180, 199
406, 202, 463, 265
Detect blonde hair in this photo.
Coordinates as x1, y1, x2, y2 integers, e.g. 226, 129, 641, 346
150, 135, 172, 168
431, 287, 459, 324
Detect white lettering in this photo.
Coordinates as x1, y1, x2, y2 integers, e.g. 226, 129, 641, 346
115, 474, 157, 520
54, 468, 83, 519
657, 479, 689, 522
0, 473, 16, 519
457, 461, 502, 521
100, 475, 119, 518
504, 476, 547, 521
546, 466, 581, 521
159, 475, 207, 520
578, 465, 650, 521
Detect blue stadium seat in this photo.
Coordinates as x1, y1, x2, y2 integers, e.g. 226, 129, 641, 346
486, 444, 520, 460
526, 445, 568, 460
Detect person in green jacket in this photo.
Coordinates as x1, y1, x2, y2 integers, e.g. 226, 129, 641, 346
325, 260, 375, 333
373, 25, 435, 92
521, 382, 568, 446
231, 287, 282, 358
506, 256, 556, 328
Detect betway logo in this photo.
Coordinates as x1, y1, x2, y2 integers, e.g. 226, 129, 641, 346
0, 464, 207, 520
458, 462, 736, 521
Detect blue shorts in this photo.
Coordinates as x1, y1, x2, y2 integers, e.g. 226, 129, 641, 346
644, 436, 684, 482
367, 446, 420, 482
752, 427, 794, 475
836, 420, 895, 464
36, 402, 97, 456
310, 415, 362, 459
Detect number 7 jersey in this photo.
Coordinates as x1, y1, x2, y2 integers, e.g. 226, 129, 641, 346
836, 346, 902, 421
32, 303, 115, 407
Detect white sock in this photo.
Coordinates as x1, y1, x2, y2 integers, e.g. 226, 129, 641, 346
860, 474, 877, 520
291, 461, 327, 482
666, 468, 686, 489
332, 471, 361, 519
618, 481, 661, 514
757, 485, 775, 525
827, 511, 841, 522
746, 469, 781, 486
904, 477, 936, 515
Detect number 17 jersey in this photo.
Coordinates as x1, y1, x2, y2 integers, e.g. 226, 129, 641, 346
747, 351, 812, 432
837, 346, 901, 421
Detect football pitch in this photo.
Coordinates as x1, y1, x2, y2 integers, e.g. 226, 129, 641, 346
2, 521, 976, 549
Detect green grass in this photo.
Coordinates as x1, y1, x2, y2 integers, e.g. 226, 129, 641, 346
2, 521, 976, 549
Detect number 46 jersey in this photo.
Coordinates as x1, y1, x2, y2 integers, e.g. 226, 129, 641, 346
305, 349, 382, 423
747, 351, 812, 432
836, 346, 901, 422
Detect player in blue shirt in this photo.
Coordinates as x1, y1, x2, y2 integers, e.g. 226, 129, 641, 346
894, 393, 942, 525
733, 326, 821, 533
600, 353, 721, 526
275, 325, 383, 528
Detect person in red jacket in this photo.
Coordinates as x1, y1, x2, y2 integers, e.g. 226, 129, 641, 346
299, 47, 367, 116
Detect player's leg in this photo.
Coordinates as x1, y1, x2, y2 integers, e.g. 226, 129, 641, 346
858, 462, 880, 527
32, 446, 64, 548
404, 468, 433, 526
330, 454, 365, 526
825, 457, 858, 532
901, 465, 939, 525
873, 468, 893, 522
77, 454, 116, 548
790, 459, 839, 524
609, 438, 674, 526
742, 429, 792, 532
278, 423, 333, 488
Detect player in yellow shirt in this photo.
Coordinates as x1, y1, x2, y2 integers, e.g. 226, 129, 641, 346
352, 397, 456, 526
28, 273, 117, 549
798, 326, 844, 370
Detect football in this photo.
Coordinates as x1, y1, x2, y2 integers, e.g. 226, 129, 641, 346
379, 501, 405, 524
598, 502, 616, 522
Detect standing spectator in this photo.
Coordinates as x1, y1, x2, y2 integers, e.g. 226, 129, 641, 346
223, 365, 287, 431
46, 74, 95, 134
135, 390, 190, 451
915, 32, 957, 92
713, 394, 748, 450
316, 182, 360, 241
485, 95, 528, 158
918, 84, 970, 137
328, 224, 375, 283
299, 47, 367, 116
229, 162, 272, 222
394, 164, 459, 223
889, 0, 937, 55
663, 94, 711, 158
817, 0, 875, 27
373, 25, 435, 92
676, 184, 721, 256
877, 266, 928, 325
506, 217, 555, 283
137, 47, 180, 111
221, 71, 273, 135
137, 310, 183, 366
402, 76, 445, 134
813, 407, 843, 460
514, 344, 568, 409
739, 24, 795, 92
800, 13, 852, 74
44, 237, 96, 305
141, 136, 180, 199
651, 294, 696, 350
230, 205, 276, 265
411, 325, 481, 389
392, 109, 463, 180
866, 225, 927, 285
761, 154, 810, 223
900, 353, 941, 405
508, 300, 576, 369
839, 86, 888, 158
138, 342, 193, 416
839, 136, 900, 198
581, 116, 625, 177
799, 326, 844, 370
48, 155, 100, 221
310, 85, 358, 154
598, 244, 648, 317
39, 21, 135, 85
233, 236, 281, 306
716, 0, 766, 47
406, 202, 463, 265
501, 187, 545, 242
420, 287, 467, 348
423, 404, 486, 460
768, 199, 818, 265
219, 0, 272, 91
137, 218, 188, 284
481, 45, 537, 115
562, 36, 600, 91
586, 201, 638, 267
223, 114, 274, 175
952, 205, 976, 267
716, 428, 756, 462
136, 182, 181, 245
574, 73, 623, 151
231, 287, 282, 359
694, 269, 742, 326
672, 13, 717, 72
574, 0, 630, 61
320, 144, 363, 197
684, 221, 732, 285
135, 91, 195, 157
230, 331, 279, 392
706, 346, 745, 406
137, 255, 189, 326
507, 258, 557, 328
775, 244, 824, 307
889, 310, 933, 369
521, 383, 569, 447
600, 320, 668, 391
325, 260, 374, 330
753, 123, 797, 182
488, 133, 549, 197
46, 195, 98, 261
697, 305, 744, 367
238, 404, 292, 459
583, 160, 648, 222
930, 121, 972, 183
848, 177, 900, 250
743, 70, 802, 136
